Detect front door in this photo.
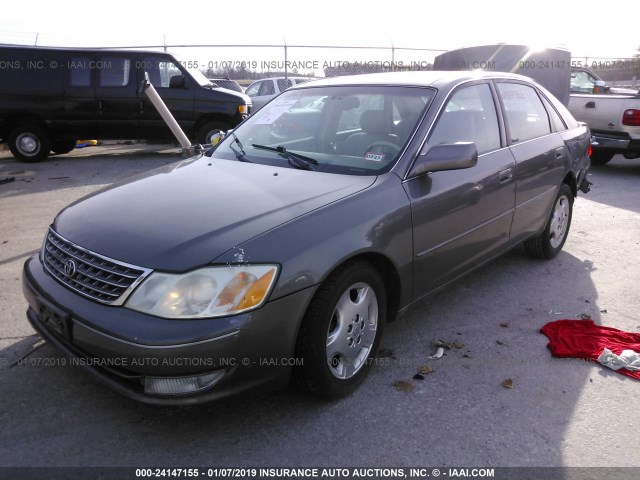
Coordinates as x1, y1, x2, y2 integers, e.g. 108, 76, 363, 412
403, 82, 517, 299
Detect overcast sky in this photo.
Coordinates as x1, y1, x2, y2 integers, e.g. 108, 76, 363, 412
1, 0, 637, 61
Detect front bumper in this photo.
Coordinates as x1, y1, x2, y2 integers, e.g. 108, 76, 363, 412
22, 255, 316, 405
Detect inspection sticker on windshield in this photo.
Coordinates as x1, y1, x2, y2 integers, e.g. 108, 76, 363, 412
254, 99, 299, 125
364, 152, 385, 162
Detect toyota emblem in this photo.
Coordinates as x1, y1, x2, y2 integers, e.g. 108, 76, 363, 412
64, 259, 77, 277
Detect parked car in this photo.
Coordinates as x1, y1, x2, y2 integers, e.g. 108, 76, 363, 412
568, 69, 640, 164
23, 71, 591, 405
0, 45, 251, 162
207, 77, 244, 93
245, 76, 313, 110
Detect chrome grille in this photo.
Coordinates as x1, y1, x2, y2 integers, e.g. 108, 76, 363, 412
42, 228, 151, 305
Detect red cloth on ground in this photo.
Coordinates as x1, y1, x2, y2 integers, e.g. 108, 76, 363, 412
540, 319, 640, 380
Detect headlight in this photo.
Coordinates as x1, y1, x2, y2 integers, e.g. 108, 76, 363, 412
125, 265, 278, 319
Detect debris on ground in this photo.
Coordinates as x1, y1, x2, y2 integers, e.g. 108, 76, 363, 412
577, 313, 592, 320
0, 177, 15, 185
428, 347, 444, 360
501, 378, 514, 389
392, 380, 414, 392
417, 365, 434, 375
436, 340, 464, 349
413, 374, 425, 380
377, 348, 396, 359
496, 340, 505, 346
500, 322, 509, 328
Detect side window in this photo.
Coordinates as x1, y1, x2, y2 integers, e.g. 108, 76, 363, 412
98, 57, 131, 87
245, 81, 262, 96
497, 83, 551, 143
570, 70, 596, 93
277, 78, 293, 92
144, 58, 182, 88
428, 83, 501, 155
69, 57, 92, 87
541, 96, 567, 132
258, 80, 275, 96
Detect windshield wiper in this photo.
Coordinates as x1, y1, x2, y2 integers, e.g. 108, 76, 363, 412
251, 144, 318, 170
229, 133, 251, 162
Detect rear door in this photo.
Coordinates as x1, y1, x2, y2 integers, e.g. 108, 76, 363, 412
496, 82, 566, 241
94, 54, 139, 137
404, 82, 516, 299
63, 54, 96, 137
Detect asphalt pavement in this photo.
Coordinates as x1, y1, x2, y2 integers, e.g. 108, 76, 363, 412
1, 145, 639, 475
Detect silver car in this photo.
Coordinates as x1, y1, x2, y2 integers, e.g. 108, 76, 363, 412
23, 71, 591, 404
245, 76, 314, 110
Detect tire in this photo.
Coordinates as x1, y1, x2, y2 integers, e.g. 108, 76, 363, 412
8, 125, 51, 162
197, 121, 227, 145
295, 261, 386, 400
590, 150, 614, 165
524, 184, 574, 259
51, 140, 77, 155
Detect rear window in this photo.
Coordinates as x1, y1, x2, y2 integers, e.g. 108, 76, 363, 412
497, 83, 551, 143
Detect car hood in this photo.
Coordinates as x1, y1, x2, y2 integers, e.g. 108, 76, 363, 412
53, 157, 375, 271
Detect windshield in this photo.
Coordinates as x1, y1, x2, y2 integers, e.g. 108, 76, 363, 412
172, 55, 213, 87
211, 85, 434, 175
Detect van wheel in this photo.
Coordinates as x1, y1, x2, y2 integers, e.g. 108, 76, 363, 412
51, 140, 77, 155
197, 121, 227, 145
8, 125, 51, 162
295, 261, 386, 400
524, 184, 573, 259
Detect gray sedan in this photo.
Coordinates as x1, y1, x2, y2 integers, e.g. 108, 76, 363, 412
22, 71, 591, 404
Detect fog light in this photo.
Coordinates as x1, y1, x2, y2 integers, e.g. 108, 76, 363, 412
144, 371, 224, 396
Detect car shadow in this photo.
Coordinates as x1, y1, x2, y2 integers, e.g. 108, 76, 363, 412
587, 155, 640, 214
0, 249, 606, 468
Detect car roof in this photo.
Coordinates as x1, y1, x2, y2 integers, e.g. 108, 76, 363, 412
290, 70, 537, 90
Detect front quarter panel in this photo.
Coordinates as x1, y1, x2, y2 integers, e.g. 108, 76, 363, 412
213, 173, 414, 309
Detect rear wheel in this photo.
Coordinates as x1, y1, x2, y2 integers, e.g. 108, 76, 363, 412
51, 140, 77, 155
590, 150, 614, 165
8, 125, 51, 162
296, 261, 386, 400
524, 184, 574, 259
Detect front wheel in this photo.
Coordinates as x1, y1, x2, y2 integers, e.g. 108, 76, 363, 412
8, 125, 51, 162
524, 184, 574, 259
296, 261, 386, 400
197, 121, 228, 145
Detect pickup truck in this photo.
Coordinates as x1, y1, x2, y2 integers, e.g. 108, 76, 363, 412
568, 67, 640, 164
433, 45, 640, 165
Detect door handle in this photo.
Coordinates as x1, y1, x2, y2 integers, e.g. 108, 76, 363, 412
97, 100, 104, 114
498, 168, 513, 183
555, 147, 565, 159
585, 101, 596, 108
139, 100, 145, 114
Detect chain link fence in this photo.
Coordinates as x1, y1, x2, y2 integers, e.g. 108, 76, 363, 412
2, 31, 639, 87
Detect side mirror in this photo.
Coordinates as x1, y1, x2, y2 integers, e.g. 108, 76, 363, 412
407, 142, 478, 179
169, 75, 186, 89
592, 80, 606, 94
